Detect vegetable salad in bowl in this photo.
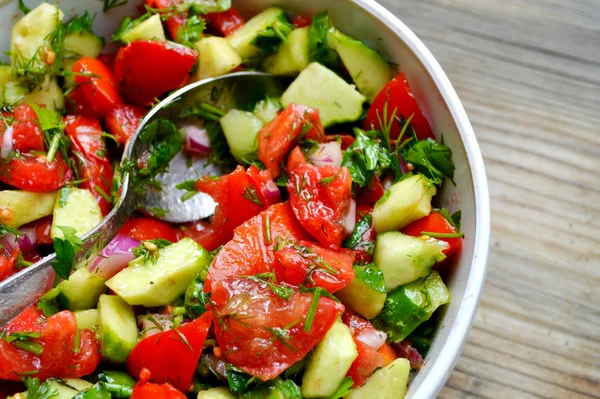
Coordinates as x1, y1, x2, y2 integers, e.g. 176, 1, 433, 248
0, 0, 464, 398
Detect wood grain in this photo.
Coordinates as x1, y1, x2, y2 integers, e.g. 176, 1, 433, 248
379, 0, 600, 397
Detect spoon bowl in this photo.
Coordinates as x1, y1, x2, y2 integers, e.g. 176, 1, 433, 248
0, 72, 286, 326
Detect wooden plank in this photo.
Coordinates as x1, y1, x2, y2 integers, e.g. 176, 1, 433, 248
380, 0, 600, 397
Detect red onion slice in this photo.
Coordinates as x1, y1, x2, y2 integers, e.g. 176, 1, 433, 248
262, 180, 281, 204
88, 234, 140, 279
182, 124, 211, 155
1, 125, 14, 159
356, 328, 388, 350
342, 199, 356, 239
17, 227, 37, 260
308, 142, 343, 168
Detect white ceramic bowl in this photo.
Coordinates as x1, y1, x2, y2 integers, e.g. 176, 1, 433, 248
0, 0, 490, 397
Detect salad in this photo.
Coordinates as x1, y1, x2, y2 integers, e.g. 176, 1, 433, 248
0, 1, 464, 398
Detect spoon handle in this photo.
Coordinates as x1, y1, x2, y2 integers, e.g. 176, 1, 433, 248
0, 185, 137, 327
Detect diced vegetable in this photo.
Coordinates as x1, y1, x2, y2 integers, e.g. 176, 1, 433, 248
120, 14, 166, 43
345, 358, 410, 399
372, 174, 436, 233
106, 238, 211, 307
195, 37, 242, 79
98, 294, 138, 363
281, 62, 366, 127
373, 271, 451, 342
17, 77, 65, 111
302, 320, 358, 398
336, 264, 387, 320
64, 31, 104, 58
263, 27, 310, 76
308, 11, 339, 70
51, 187, 103, 239
57, 268, 106, 311
227, 7, 288, 60
253, 97, 281, 125
197, 387, 237, 398
0, 190, 57, 228
220, 109, 263, 162
75, 309, 99, 330
374, 232, 448, 291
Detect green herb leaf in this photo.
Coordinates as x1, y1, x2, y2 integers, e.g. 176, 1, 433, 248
304, 287, 322, 332
98, 370, 136, 398
242, 185, 263, 207
251, 17, 294, 60
176, 179, 199, 202
111, 13, 151, 43
185, 275, 210, 318
37, 287, 61, 317
131, 239, 173, 266
328, 377, 354, 399
343, 214, 374, 257
58, 187, 70, 208
4, 331, 42, 344
18, 0, 31, 15
23, 377, 58, 399
226, 364, 256, 394
0, 222, 22, 238
451, 210, 462, 231
403, 138, 455, 185
308, 11, 339, 70
64, 12, 99, 36
51, 226, 84, 280
245, 275, 294, 301
103, 0, 129, 12
175, 15, 206, 47
73, 382, 112, 399
353, 263, 386, 294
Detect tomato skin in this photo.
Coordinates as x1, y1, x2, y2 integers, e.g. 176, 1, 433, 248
286, 146, 307, 172
165, 13, 188, 41
114, 41, 198, 106
177, 220, 224, 252
80, 158, 114, 216
326, 134, 355, 151
73, 57, 123, 118
206, 8, 245, 36
402, 212, 463, 261
67, 86, 105, 119
131, 380, 187, 399
211, 277, 345, 381
0, 311, 100, 381
258, 103, 325, 177
292, 15, 311, 28
196, 165, 281, 244
0, 247, 20, 282
355, 176, 385, 207
2, 306, 45, 334
364, 73, 434, 141
105, 105, 147, 145
6, 104, 45, 153
274, 241, 355, 293
33, 216, 53, 245
120, 217, 179, 242
0, 153, 72, 192
127, 312, 212, 392
205, 202, 311, 292
98, 53, 117, 71
287, 164, 352, 249
143, 0, 182, 7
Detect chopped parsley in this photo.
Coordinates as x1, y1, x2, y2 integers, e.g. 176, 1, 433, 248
343, 214, 375, 257
175, 15, 206, 48
23, 377, 58, 399
328, 377, 354, 399
402, 138, 455, 185
18, 0, 31, 15
103, 0, 128, 12
51, 226, 83, 281
130, 239, 173, 266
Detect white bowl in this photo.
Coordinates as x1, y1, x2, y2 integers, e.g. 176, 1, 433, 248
0, 0, 490, 397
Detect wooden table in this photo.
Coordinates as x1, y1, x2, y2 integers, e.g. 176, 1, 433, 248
379, 0, 600, 397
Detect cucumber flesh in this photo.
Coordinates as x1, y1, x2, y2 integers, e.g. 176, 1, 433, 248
51, 187, 103, 239
345, 358, 410, 399
98, 294, 138, 363
19, 76, 65, 111
253, 97, 281, 125
372, 174, 436, 233
227, 7, 287, 60
263, 27, 310, 76
197, 387, 237, 399
75, 309, 99, 330
57, 268, 106, 311
328, 29, 394, 103
220, 109, 263, 162
374, 232, 447, 291
3, 81, 29, 106
280, 62, 366, 128
336, 264, 387, 320
0, 190, 57, 228
308, 11, 339, 70
0, 65, 15, 103
302, 320, 358, 398
64, 31, 104, 58
120, 14, 166, 43
196, 37, 242, 80
106, 238, 211, 307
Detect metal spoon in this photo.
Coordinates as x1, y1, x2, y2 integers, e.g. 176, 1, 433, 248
0, 72, 287, 326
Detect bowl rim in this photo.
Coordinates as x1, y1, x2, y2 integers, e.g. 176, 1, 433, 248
352, 0, 491, 397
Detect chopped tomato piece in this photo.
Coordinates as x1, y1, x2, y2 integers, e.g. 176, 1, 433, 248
143, 0, 182, 8
286, 146, 307, 172
79, 157, 114, 216
67, 86, 104, 119
206, 8, 245, 36
326, 134, 355, 150
274, 241, 355, 293
210, 277, 344, 380
402, 212, 463, 261
114, 41, 198, 106
72, 57, 123, 118
355, 176, 385, 207
1, 306, 45, 334
105, 104, 147, 145
292, 15, 311, 28
98, 52, 117, 71
64, 115, 109, 164
127, 312, 212, 392
363, 72, 434, 141
177, 220, 224, 252
196, 165, 281, 244
205, 202, 311, 292
287, 163, 352, 249
131, 368, 187, 399
165, 13, 188, 42
0, 311, 100, 381
0, 247, 20, 282
120, 217, 179, 242
0, 152, 72, 192
2, 104, 45, 154
34, 216, 53, 245
258, 103, 325, 177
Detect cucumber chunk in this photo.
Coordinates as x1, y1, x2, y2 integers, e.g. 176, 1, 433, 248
0, 190, 57, 228
253, 97, 281, 125
0, 65, 15, 103
220, 109, 263, 162
14, 378, 93, 399
281, 62, 366, 127
19, 76, 65, 111
336, 264, 387, 320
372, 174, 436, 233
57, 268, 106, 311
51, 187, 103, 239
64, 31, 104, 58
3, 81, 29, 105
302, 320, 358, 398
308, 11, 339, 70
75, 309, 99, 330
98, 294, 138, 363
106, 238, 211, 307
263, 27, 310, 76
345, 358, 410, 399
373, 271, 451, 342
196, 37, 242, 80
374, 232, 448, 291
197, 387, 237, 399
227, 7, 288, 60
328, 29, 394, 103
10, 3, 63, 72
120, 14, 166, 43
